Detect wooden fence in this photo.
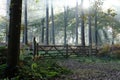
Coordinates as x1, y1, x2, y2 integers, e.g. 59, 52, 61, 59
32, 39, 98, 58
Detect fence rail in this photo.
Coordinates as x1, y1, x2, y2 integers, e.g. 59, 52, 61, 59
33, 39, 98, 58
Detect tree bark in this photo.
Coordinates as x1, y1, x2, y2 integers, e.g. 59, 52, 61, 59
95, 7, 98, 47
64, 6, 68, 45
7, 0, 22, 67
81, 0, 85, 46
51, 1, 55, 44
75, 0, 78, 45
41, 18, 45, 44
46, 0, 49, 45
23, 0, 28, 44
88, 0, 92, 54
6, 0, 11, 43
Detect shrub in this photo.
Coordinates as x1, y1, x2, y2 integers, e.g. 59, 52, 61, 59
0, 46, 7, 64
18, 59, 71, 80
97, 44, 110, 57
112, 50, 120, 58
0, 46, 7, 56
98, 44, 120, 58
110, 44, 120, 58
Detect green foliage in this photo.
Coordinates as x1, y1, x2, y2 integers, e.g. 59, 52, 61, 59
0, 46, 7, 64
0, 64, 7, 77
17, 59, 71, 79
20, 45, 33, 61
0, 64, 7, 72
0, 46, 7, 55
35, 0, 40, 3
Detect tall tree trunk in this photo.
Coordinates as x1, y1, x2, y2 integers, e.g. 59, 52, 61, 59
46, 0, 49, 45
112, 29, 114, 45
75, 0, 78, 45
97, 30, 102, 45
95, 7, 98, 47
23, 0, 28, 44
41, 18, 45, 44
64, 6, 68, 45
81, 0, 85, 46
102, 29, 109, 43
6, 0, 11, 43
5, 0, 22, 78
51, 0, 55, 44
88, 0, 92, 54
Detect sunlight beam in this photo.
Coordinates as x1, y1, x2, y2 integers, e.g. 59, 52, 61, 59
83, 0, 90, 9
102, 0, 120, 11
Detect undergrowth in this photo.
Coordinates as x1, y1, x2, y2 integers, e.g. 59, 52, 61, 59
17, 59, 71, 80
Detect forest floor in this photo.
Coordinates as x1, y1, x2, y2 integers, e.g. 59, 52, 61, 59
56, 57, 120, 80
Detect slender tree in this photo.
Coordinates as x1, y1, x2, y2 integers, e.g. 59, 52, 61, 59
41, 18, 45, 44
46, 0, 49, 45
75, 0, 79, 45
51, 0, 55, 44
6, 0, 11, 43
81, 0, 85, 46
88, 0, 92, 54
64, 5, 68, 45
97, 31, 102, 45
6, 0, 22, 78
23, 0, 28, 44
94, 4, 98, 47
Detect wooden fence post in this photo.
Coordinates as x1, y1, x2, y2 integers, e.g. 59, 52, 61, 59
89, 46, 92, 56
65, 44, 68, 58
33, 37, 36, 58
36, 43, 39, 56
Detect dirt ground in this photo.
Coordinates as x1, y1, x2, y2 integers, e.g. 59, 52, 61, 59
57, 59, 120, 80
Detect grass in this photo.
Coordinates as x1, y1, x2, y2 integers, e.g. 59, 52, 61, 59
53, 55, 120, 64
74, 56, 120, 63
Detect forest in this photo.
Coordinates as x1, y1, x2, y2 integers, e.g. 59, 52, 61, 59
0, 0, 120, 79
